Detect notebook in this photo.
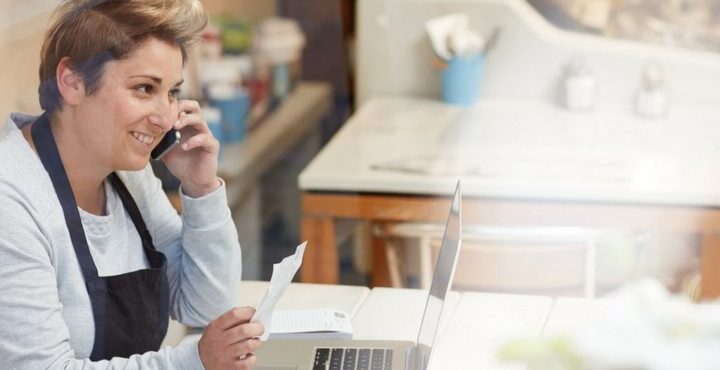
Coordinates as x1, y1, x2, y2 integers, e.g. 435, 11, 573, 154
268, 309, 353, 340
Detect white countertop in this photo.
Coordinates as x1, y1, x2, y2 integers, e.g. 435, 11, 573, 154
430, 292, 553, 370
541, 297, 607, 337
350, 287, 461, 342
300, 96, 720, 207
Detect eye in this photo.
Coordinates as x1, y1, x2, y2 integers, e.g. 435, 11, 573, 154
135, 84, 153, 94
169, 88, 181, 99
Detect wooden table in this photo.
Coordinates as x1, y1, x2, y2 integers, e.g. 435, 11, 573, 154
299, 97, 720, 299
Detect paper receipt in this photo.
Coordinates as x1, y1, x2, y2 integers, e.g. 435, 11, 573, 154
250, 241, 307, 341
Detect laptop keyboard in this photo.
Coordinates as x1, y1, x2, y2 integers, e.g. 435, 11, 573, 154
313, 347, 393, 370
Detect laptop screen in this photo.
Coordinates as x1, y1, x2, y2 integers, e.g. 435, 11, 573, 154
414, 181, 462, 369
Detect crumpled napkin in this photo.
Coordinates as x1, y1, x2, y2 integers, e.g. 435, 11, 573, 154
425, 13, 484, 60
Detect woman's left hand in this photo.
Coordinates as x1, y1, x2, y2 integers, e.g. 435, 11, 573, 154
162, 99, 221, 198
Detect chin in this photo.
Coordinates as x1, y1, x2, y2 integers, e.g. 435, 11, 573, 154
118, 157, 151, 172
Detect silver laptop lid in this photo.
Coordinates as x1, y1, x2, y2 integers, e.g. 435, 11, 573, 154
414, 181, 462, 369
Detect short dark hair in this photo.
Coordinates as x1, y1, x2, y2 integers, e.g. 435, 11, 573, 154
38, 0, 208, 113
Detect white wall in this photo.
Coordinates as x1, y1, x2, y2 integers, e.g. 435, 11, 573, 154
356, 0, 720, 107
0, 11, 49, 118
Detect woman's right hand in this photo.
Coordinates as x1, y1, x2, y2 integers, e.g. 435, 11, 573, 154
198, 307, 264, 370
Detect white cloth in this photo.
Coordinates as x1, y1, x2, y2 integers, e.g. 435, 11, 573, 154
0, 113, 242, 369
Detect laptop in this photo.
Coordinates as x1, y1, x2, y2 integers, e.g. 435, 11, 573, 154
255, 181, 462, 370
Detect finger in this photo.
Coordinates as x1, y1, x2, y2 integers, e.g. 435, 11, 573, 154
234, 353, 257, 370
214, 307, 256, 331
227, 337, 262, 356
181, 133, 218, 153
174, 113, 207, 132
178, 99, 201, 115
223, 324, 264, 345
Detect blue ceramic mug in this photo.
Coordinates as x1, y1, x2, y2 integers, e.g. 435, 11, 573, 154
209, 88, 250, 143
442, 54, 485, 106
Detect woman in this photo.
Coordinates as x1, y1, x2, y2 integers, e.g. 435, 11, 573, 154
0, 0, 262, 369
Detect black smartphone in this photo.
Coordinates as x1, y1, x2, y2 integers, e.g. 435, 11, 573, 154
150, 129, 181, 160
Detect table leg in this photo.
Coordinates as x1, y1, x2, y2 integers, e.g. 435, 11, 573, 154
300, 216, 339, 284
701, 232, 720, 299
371, 227, 392, 287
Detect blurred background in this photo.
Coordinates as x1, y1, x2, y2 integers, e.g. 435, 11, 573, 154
3, 0, 720, 300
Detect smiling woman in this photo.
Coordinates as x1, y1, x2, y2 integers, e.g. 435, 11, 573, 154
42, 38, 187, 177
0, 1, 262, 369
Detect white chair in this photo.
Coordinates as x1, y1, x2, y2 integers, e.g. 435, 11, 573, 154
374, 223, 600, 298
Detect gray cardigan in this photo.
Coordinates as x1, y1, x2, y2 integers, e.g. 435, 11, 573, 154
0, 113, 242, 369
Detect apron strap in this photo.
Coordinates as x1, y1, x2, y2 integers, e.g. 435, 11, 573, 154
107, 173, 158, 259
31, 113, 99, 280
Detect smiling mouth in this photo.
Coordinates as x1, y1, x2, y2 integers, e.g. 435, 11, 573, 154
131, 131, 157, 146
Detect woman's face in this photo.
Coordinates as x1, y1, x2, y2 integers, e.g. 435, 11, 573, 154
73, 37, 184, 172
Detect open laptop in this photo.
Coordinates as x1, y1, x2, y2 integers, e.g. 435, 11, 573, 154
255, 181, 462, 370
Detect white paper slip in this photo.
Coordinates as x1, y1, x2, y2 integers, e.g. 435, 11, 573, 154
269, 309, 353, 340
251, 242, 307, 341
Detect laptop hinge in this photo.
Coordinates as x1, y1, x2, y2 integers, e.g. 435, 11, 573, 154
404, 345, 430, 370
404, 346, 415, 370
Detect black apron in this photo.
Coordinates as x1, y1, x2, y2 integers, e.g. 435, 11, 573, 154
31, 113, 169, 360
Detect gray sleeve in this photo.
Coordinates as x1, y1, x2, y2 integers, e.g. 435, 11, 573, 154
134, 167, 242, 327
0, 185, 204, 369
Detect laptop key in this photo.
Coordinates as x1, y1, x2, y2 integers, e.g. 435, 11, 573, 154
329, 348, 344, 370
314, 348, 330, 370
343, 348, 358, 369
358, 348, 371, 370
384, 349, 393, 370
371, 349, 385, 370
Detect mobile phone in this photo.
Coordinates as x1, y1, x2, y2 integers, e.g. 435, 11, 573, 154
150, 129, 181, 160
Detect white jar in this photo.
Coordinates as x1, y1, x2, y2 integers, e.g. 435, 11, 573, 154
636, 62, 667, 119
565, 70, 596, 111
636, 89, 666, 118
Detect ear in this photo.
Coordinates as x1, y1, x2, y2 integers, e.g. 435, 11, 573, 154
55, 57, 85, 106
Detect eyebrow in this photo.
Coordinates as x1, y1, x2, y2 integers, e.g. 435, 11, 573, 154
130, 75, 184, 87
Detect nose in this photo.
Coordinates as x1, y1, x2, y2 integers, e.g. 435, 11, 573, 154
148, 97, 176, 132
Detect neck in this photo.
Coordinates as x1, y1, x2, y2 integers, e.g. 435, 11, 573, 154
27, 110, 109, 215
